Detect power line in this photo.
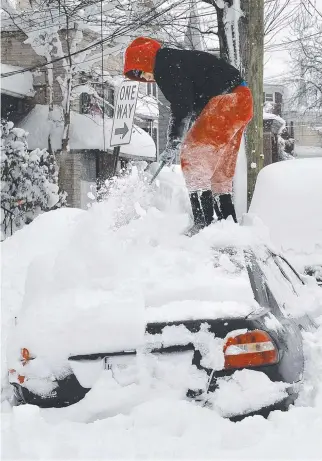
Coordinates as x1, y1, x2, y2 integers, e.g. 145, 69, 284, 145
100, 0, 106, 152
1, 0, 183, 79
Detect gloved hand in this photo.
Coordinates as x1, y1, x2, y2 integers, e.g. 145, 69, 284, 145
158, 146, 179, 166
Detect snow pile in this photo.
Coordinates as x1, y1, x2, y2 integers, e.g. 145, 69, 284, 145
211, 369, 289, 418
295, 145, 322, 158
249, 158, 322, 272
1, 208, 84, 393
2, 320, 322, 460
2, 168, 322, 459
4, 172, 258, 367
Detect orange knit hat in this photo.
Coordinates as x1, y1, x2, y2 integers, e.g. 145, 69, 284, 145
124, 37, 162, 82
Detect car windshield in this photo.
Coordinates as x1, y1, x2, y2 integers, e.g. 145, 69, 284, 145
145, 245, 257, 323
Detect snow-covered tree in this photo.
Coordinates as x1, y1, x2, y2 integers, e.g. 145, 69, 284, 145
0, 120, 66, 239
287, 1, 322, 112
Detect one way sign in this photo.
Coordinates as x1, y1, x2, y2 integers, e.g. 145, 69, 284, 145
110, 80, 139, 146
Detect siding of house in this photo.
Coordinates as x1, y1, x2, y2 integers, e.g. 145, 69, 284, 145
1, 31, 47, 117
1, 31, 46, 67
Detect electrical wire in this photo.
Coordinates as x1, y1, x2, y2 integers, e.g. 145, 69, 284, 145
1, 0, 185, 78
100, 0, 106, 152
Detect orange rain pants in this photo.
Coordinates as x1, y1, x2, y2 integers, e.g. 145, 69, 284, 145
180, 85, 253, 194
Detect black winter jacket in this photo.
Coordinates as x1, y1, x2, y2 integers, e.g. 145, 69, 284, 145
153, 48, 243, 149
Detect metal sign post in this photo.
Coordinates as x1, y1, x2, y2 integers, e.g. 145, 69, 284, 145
110, 80, 139, 176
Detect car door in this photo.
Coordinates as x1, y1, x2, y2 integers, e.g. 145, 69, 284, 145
251, 247, 305, 383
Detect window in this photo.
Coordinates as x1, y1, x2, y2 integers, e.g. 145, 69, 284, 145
256, 251, 301, 315
142, 121, 159, 155
147, 82, 157, 98
264, 93, 274, 102
80, 92, 91, 114
274, 255, 304, 293
106, 87, 115, 118
142, 120, 153, 137
79, 85, 115, 118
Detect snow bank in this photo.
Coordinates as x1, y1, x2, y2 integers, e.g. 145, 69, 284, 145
5, 197, 257, 365
1, 64, 35, 98
2, 321, 322, 460
2, 168, 263, 374
249, 158, 322, 271
294, 145, 322, 158
18, 105, 156, 159
1, 209, 84, 391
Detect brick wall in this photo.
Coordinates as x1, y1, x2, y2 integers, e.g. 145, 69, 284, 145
1, 31, 46, 67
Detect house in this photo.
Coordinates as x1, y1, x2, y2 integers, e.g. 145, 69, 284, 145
263, 82, 322, 155
1, 23, 158, 210
263, 83, 284, 117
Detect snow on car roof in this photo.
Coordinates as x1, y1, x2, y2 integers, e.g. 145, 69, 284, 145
249, 158, 322, 269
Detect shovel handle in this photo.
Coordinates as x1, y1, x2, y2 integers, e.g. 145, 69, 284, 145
149, 161, 166, 185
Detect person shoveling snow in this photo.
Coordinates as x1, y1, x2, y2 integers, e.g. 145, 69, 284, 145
124, 37, 253, 234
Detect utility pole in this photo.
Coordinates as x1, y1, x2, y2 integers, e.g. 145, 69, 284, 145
239, 0, 264, 205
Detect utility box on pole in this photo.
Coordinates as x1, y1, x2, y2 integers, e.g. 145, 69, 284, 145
110, 80, 139, 174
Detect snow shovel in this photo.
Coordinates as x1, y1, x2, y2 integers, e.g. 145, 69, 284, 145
149, 161, 166, 185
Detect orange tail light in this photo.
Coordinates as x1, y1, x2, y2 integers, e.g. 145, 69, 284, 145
17, 375, 25, 384
223, 330, 279, 369
21, 348, 31, 362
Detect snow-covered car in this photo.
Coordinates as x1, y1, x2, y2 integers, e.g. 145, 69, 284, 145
8, 242, 316, 420
249, 158, 322, 286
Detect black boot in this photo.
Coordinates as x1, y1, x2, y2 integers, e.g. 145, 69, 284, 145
200, 190, 214, 226
187, 191, 215, 236
189, 192, 205, 228
217, 194, 237, 223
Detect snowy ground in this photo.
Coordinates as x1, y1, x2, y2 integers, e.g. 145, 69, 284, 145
2, 166, 322, 460
294, 145, 322, 159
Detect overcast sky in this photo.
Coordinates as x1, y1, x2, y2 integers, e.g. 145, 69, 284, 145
264, 0, 322, 84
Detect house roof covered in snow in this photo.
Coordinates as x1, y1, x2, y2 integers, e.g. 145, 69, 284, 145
1, 64, 35, 98
18, 105, 156, 160
136, 94, 159, 120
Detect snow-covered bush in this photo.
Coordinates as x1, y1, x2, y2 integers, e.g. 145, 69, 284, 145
263, 107, 294, 162
1, 120, 66, 239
